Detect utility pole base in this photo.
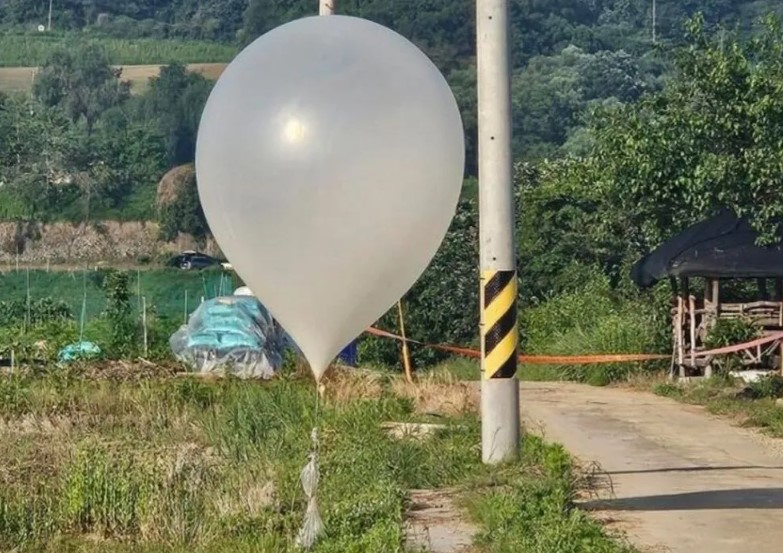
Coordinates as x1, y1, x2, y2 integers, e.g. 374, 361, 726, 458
481, 377, 520, 463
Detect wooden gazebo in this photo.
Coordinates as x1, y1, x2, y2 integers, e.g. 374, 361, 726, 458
631, 211, 783, 378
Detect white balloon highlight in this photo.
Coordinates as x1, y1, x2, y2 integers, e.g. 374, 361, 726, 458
196, 15, 465, 380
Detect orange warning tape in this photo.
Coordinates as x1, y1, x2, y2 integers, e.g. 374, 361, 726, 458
365, 327, 669, 365
366, 328, 783, 366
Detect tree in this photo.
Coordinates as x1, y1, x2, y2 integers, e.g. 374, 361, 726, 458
511, 45, 651, 160
518, 14, 783, 303
138, 63, 212, 165
33, 43, 130, 133
158, 165, 209, 242
584, 15, 783, 247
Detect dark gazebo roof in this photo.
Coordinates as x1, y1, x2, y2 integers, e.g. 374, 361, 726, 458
630, 211, 783, 288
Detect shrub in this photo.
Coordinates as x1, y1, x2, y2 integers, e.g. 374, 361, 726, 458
521, 270, 670, 385
746, 375, 783, 399
102, 270, 138, 358
704, 317, 760, 349
0, 297, 72, 327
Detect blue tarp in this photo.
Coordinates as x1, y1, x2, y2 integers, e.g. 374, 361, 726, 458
170, 295, 287, 378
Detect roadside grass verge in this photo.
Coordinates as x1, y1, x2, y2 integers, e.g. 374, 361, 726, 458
653, 374, 783, 437
465, 438, 634, 553
0, 365, 633, 552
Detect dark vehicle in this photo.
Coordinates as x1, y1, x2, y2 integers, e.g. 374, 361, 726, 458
168, 251, 230, 271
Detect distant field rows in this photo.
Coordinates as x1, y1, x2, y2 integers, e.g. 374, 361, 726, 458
0, 33, 237, 67
0, 33, 233, 94
0, 62, 227, 95
0, 268, 235, 322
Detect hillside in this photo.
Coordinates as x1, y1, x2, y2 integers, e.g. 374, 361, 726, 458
1, 1, 783, 319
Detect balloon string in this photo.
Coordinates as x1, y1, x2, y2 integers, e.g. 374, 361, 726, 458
296, 378, 324, 549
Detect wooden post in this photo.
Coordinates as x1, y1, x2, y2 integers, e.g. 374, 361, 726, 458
184, 290, 189, 324
780, 341, 783, 377
689, 294, 697, 368
397, 300, 413, 383
677, 294, 684, 374
712, 279, 720, 316
142, 296, 148, 357
669, 278, 678, 379
137, 269, 142, 313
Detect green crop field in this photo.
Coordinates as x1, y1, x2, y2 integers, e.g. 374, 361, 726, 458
0, 33, 233, 95
0, 268, 236, 323
0, 33, 237, 67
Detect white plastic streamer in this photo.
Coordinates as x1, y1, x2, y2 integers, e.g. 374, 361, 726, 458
296, 428, 323, 549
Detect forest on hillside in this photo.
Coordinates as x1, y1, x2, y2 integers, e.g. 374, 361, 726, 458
2, 0, 782, 45
2, 2, 783, 372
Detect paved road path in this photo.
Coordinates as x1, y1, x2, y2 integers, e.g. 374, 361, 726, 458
520, 381, 783, 553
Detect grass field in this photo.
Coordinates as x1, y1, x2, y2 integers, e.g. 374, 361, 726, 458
0, 32, 233, 95
0, 62, 227, 96
0, 366, 634, 552
654, 374, 783, 438
0, 33, 236, 67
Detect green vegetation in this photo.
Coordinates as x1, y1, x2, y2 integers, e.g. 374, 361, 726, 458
0, 268, 232, 322
2, 3, 783, 384
518, 272, 670, 385
0, 367, 632, 552
0, 34, 236, 67
654, 375, 783, 438
468, 438, 634, 553
0, 268, 233, 363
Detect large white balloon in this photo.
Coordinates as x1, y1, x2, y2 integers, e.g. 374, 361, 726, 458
196, 15, 464, 380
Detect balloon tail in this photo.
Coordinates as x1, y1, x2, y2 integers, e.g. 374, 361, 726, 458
296, 403, 323, 549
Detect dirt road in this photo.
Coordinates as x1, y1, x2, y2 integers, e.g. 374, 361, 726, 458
521, 381, 783, 553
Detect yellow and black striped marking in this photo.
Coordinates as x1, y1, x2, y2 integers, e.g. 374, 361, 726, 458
481, 270, 518, 379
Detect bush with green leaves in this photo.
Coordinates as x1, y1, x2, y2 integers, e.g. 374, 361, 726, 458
0, 320, 79, 364
521, 270, 670, 385
102, 270, 138, 358
704, 317, 760, 350
0, 297, 71, 327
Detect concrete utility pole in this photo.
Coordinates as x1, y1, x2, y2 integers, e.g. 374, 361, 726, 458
47, 0, 53, 31
477, 0, 519, 464
652, 0, 657, 44
320, 0, 335, 16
